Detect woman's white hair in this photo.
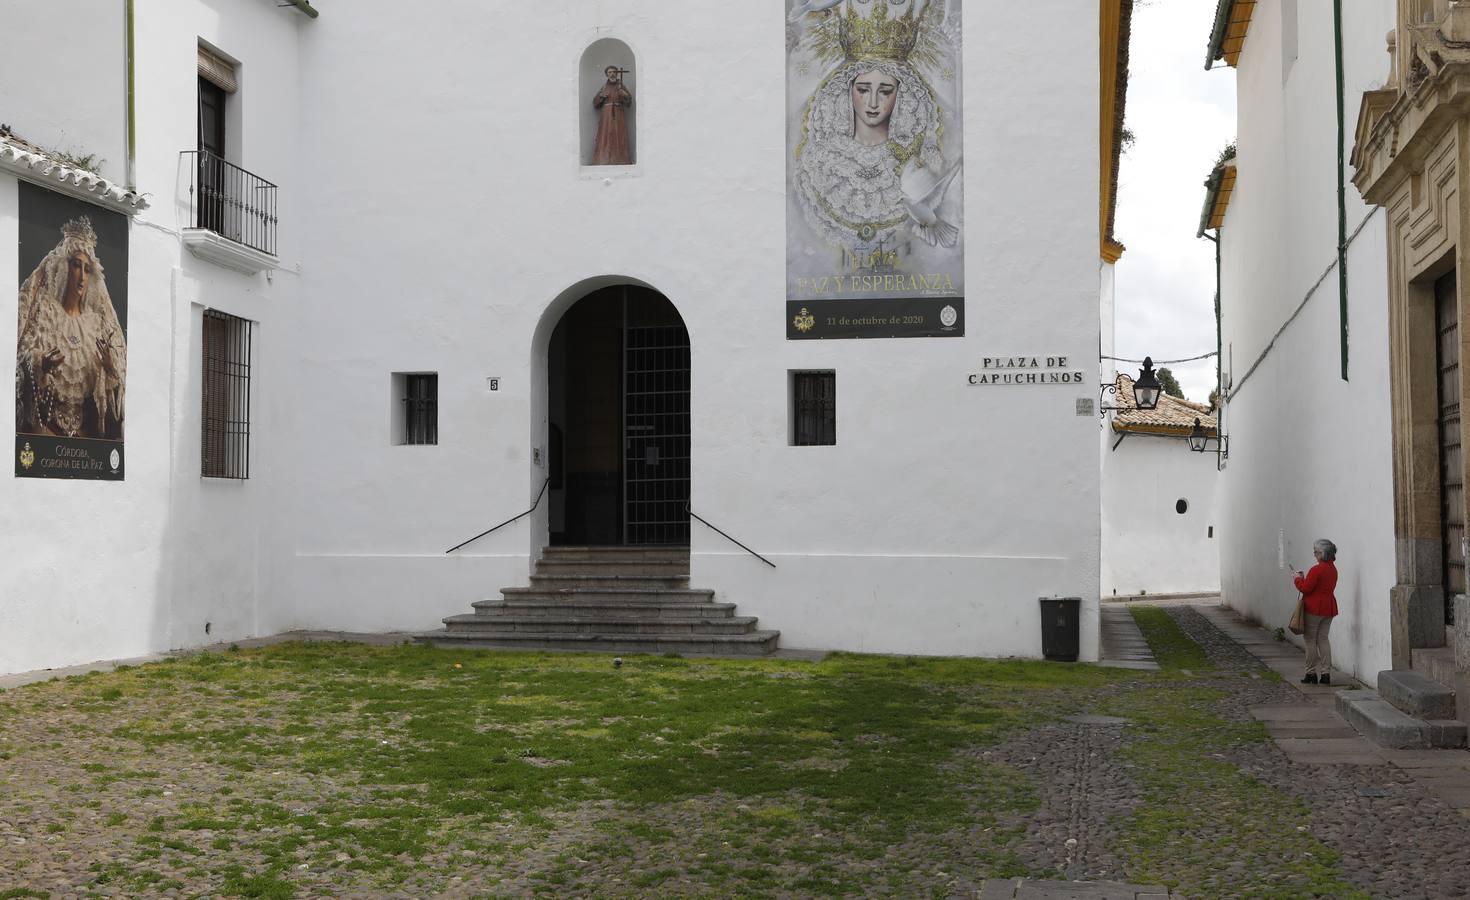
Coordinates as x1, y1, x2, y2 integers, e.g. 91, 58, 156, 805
1314, 539, 1337, 562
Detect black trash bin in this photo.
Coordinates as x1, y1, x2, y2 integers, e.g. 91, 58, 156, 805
1039, 597, 1081, 662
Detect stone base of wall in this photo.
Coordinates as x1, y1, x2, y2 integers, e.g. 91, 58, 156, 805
1454, 595, 1470, 723
1391, 583, 1447, 669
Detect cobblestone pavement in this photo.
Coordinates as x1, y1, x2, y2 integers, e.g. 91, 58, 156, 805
1169, 604, 1468, 898
974, 603, 1470, 899
987, 715, 1140, 882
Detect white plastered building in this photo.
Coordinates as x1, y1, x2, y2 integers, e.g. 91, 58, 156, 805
1204, 0, 1398, 684
1, 0, 1132, 675
1100, 374, 1221, 601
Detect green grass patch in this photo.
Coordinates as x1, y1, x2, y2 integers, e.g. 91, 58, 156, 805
220, 864, 294, 899
0, 636, 1373, 897
1, 643, 1116, 893
1104, 684, 1365, 898
1112, 605, 1364, 898
1130, 606, 1213, 672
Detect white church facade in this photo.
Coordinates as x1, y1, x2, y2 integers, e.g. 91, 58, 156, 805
1, 0, 1131, 676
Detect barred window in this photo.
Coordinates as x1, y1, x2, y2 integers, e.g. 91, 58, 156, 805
201, 309, 252, 478
791, 370, 836, 446
400, 373, 438, 445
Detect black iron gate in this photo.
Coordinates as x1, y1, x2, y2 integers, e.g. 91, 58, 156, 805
622, 295, 691, 545
1436, 270, 1463, 625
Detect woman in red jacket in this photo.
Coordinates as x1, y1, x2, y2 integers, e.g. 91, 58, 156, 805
1293, 538, 1339, 684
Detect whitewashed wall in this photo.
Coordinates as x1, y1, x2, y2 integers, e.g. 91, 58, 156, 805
0, 1, 127, 185
1216, 0, 1396, 682
4, 0, 1105, 671
0, 0, 303, 675
133, 0, 304, 666
1101, 432, 1221, 598
286, 0, 1104, 658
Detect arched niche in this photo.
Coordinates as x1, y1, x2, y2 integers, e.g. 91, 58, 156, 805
579, 38, 637, 167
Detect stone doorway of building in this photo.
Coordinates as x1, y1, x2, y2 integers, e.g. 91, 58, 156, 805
546, 285, 690, 547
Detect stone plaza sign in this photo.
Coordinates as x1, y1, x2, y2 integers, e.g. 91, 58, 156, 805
967, 355, 1085, 386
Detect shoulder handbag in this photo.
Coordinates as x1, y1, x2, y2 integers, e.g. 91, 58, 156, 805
1288, 595, 1306, 636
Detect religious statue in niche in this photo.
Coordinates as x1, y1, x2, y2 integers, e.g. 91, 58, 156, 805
591, 65, 634, 166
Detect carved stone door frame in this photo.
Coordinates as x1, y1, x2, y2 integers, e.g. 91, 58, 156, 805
1354, 6, 1470, 709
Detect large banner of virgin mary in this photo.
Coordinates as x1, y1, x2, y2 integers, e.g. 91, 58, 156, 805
786, 0, 964, 339
15, 182, 129, 480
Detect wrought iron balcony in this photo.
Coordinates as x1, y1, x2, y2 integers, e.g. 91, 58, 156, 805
182, 150, 278, 258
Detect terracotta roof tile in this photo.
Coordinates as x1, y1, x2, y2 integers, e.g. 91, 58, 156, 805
0, 129, 148, 214
1207, 0, 1256, 69
1110, 374, 1217, 435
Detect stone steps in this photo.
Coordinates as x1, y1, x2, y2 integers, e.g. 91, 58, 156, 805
1377, 669, 1457, 720
528, 573, 692, 591
534, 559, 692, 577
1412, 647, 1456, 691
420, 629, 781, 657
442, 614, 759, 634
415, 546, 779, 657
539, 545, 690, 562
500, 586, 716, 603
474, 598, 737, 619
1336, 689, 1467, 750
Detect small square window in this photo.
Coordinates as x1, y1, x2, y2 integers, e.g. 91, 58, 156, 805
394, 373, 438, 445
791, 370, 835, 446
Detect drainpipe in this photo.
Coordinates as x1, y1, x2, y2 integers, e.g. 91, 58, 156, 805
125, 0, 136, 190
1334, 0, 1349, 380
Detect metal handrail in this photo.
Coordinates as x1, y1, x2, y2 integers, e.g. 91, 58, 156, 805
445, 478, 551, 554
182, 149, 279, 256
687, 505, 777, 568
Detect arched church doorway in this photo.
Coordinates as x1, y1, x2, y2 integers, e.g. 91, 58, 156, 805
546, 285, 690, 546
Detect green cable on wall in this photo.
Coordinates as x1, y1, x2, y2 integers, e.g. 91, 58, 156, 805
1334, 0, 1349, 381
126, 0, 136, 191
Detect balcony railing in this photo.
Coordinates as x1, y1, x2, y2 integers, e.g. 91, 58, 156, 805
183, 150, 278, 257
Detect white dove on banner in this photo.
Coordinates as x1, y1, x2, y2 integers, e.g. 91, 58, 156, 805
788, 0, 845, 23
900, 159, 961, 248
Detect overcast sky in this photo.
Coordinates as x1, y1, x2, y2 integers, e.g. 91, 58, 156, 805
1113, 0, 1238, 403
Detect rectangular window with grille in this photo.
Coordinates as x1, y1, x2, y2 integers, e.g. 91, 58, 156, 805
400, 373, 438, 445
791, 370, 836, 446
201, 309, 252, 479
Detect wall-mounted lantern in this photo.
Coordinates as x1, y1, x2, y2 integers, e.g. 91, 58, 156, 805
1100, 356, 1163, 412
1189, 416, 1229, 468
1131, 357, 1162, 411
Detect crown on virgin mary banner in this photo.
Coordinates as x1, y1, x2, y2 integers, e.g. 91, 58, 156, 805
838, 0, 921, 63
61, 217, 98, 250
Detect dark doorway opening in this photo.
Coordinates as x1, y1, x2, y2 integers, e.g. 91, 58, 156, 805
547, 286, 690, 546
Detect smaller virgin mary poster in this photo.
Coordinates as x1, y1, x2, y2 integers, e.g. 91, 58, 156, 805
787, 0, 964, 339
15, 181, 129, 480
